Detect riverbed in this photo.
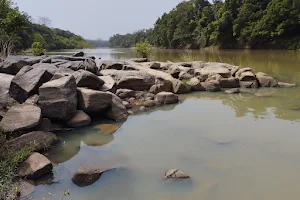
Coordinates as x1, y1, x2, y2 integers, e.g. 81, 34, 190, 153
32, 49, 300, 200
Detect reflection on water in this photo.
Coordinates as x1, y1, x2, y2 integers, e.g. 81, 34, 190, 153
31, 49, 300, 200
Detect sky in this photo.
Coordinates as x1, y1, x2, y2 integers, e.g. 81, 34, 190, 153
13, 0, 183, 40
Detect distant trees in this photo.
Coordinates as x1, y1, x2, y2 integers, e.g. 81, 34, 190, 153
37, 16, 51, 27
86, 39, 109, 47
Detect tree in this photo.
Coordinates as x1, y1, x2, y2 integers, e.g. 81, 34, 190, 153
134, 42, 152, 58
37, 16, 51, 27
31, 41, 45, 56
0, 0, 29, 57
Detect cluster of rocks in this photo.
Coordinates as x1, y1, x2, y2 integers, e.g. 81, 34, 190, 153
0, 54, 295, 190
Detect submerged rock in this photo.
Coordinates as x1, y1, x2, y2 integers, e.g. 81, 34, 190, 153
18, 153, 53, 179
225, 88, 240, 94
67, 110, 91, 128
155, 92, 179, 105
72, 168, 110, 187
164, 169, 190, 179
94, 124, 119, 134
256, 72, 278, 87
277, 82, 296, 88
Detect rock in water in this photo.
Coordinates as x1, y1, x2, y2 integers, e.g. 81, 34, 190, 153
219, 77, 240, 88
277, 82, 296, 88
93, 124, 119, 134
38, 76, 77, 121
256, 72, 278, 87
164, 169, 190, 179
155, 92, 179, 105
18, 153, 53, 179
72, 168, 108, 187
0, 104, 41, 133
225, 88, 240, 94
172, 79, 191, 94
202, 80, 221, 92
67, 110, 91, 128
105, 92, 129, 122
73, 52, 84, 57
73, 70, 104, 89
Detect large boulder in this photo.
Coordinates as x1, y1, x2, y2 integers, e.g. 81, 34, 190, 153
255, 72, 278, 87
116, 89, 135, 99
2, 131, 58, 154
155, 92, 179, 105
169, 65, 181, 78
67, 110, 91, 128
0, 56, 44, 75
105, 92, 129, 122
38, 76, 77, 121
0, 73, 16, 109
187, 77, 205, 91
77, 88, 112, 114
72, 168, 107, 187
73, 70, 104, 89
18, 153, 53, 179
236, 68, 256, 81
101, 70, 155, 91
99, 75, 117, 92
202, 80, 221, 92
0, 104, 41, 133
56, 59, 98, 75
149, 78, 173, 94
99, 60, 124, 70
9, 64, 58, 103
172, 80, 191, 94
219, 77, 240, 88
73, 52, 84, 57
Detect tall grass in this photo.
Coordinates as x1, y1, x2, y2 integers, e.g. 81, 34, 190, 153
179, 50, 196, 62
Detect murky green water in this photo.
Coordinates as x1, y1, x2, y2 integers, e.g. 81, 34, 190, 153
32, 49, 300, 200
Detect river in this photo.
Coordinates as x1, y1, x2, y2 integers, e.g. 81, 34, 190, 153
32, 48, 300, 200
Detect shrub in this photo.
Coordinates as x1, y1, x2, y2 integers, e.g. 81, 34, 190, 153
134, 42, 152, 58
31, 41, 45, 56
179, 50, 196, 62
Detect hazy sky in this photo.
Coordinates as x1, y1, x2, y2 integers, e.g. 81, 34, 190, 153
13, 0, 183, 40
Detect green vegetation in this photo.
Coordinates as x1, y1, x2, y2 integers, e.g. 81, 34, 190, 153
134, 41, 152, 58
86, 38, 109, 47
179, 50, 196, 62
0, 129, 33, 200
109, 0, 300, 50
0, 0, 93, 57
32, 41, 45, 56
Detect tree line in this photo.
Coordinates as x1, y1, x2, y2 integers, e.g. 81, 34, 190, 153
109, 0, 300, 50
0, 0, 92, 57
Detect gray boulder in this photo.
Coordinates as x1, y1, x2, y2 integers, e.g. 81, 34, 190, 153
0, 73, 16, 109
116, 89, 135, 99
149, 62, 161, 69
256, 72, 278, 87
240, 81, 259, 88
164, 169, 190, 179
73, 52, 84, 57
38, 76, 77, 121
99, 75, 117, 93
18, 153, 53, 179
0, 104, 41, 133
73, 70, 104, 89
72, 168, 110, 187
169, 65, 181, 78
172, 80, 191, 94
179, 71, 193, 80
144, 100, 157, 108
56, 59, 98, 75
155, 92, 179, 105
100, 60, 124, 70
225, 88, 240, 94
77, 88, 112, 114
149, 78, 173, 94
202, 80, 221, 92
129, 58, 149, 63
67, 110, 91, 128
105, 92, 129, 122
236, 68, 256, 81
187, 77, 205, 91
219, 77, 240, 88
196, 63, 232, 78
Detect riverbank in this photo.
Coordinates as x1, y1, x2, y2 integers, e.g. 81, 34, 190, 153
0, 54, 297, 198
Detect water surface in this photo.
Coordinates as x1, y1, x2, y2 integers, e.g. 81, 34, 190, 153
32, 49, 300, 200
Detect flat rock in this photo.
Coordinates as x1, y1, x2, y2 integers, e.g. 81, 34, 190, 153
155, 92, 179, 105
73, 69, 104, 89
38, 76, 77, 121
77, 88, 112, 114
278, 82, 296, 88
164, 169, 190, 179
56, 59, 98, 75
144, 100, 157, 108
72, 168, 109, 187
67, 110, 91, 128
0, 104, 41, 133
18, 152, 53, 179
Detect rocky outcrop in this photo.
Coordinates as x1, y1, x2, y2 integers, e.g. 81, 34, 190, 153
164, 169, 190, 179
72, 168, 109, 187
149, 78, 173, 94
0, 104, 41, 133
256, 72, 278, 87
100, 60, 125, 70
187, 77, 205, 91
38, 76, 77, 121
219, 77, 240, 88
202, 80, 221, 92
105, 92, 129, 122
67, 110, 91, 128
18, 153, 53, 179
116, 89, 135, 99
54, 58, 98, 74
0, 73, 16, 109
155, 92, 179, 105
77, 88, 112, 114
73, 70, 104, 89
99, 75, 116, 92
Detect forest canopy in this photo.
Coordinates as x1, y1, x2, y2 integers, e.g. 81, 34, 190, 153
109, 0, 300, 50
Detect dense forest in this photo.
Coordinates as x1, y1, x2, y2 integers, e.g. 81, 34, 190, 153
109, 0, 300, 50
86, 39, 109, 47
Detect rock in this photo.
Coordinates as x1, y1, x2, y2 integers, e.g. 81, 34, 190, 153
196, 63, 232, 78
172, 79, 191, 94
73, 52, 84, 57
72, 168, 109, 187
0, 73, 16, 109
150, 62, 161, 69
225, 88, 240, 94
188, 77, 205, 91
139, 106, 146, 112
116, 89, 135, 99
197, 74, 209, 82
122, 101, 132, 109
38, 76, 77, 121
0, 104, 41, 133
25, 95, 39, 105
9, 64, 58, 103
0, 56, 44, 75
36, 118, 52, 131
149, 78, 173, 94
202, 80, 221, 92
99, 75, 117, 92
93, 124, 119, 134
18, 153, 53, 179
240, 80, 259, 88
101, 70, 155, 91
105, 92, 129, 122
164, 169, 190, 179
77, 88, 112, 114
56, 59, 98, 75
2, 131, 58, 154
179, 71, 193, 80
144, 100, 157, 108
155, 92, 179, 105
67, 110, 91, 128
129, 58, 150, 63
100, 60, 124, 70
219, 77, 240, 88
0, 110, 4, 121
255, 72, 278, 87
169, 65, 181, 78
73, 70, 104, 89
278, 82, 296, 88
19, 180, 35, 199
236, 68, 256, 81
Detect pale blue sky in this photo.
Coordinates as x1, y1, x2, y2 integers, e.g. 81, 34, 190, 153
13, 0, 184, 40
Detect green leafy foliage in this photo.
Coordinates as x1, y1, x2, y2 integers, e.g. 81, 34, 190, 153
32, 41, 45, 56
134, 42, 152, 58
